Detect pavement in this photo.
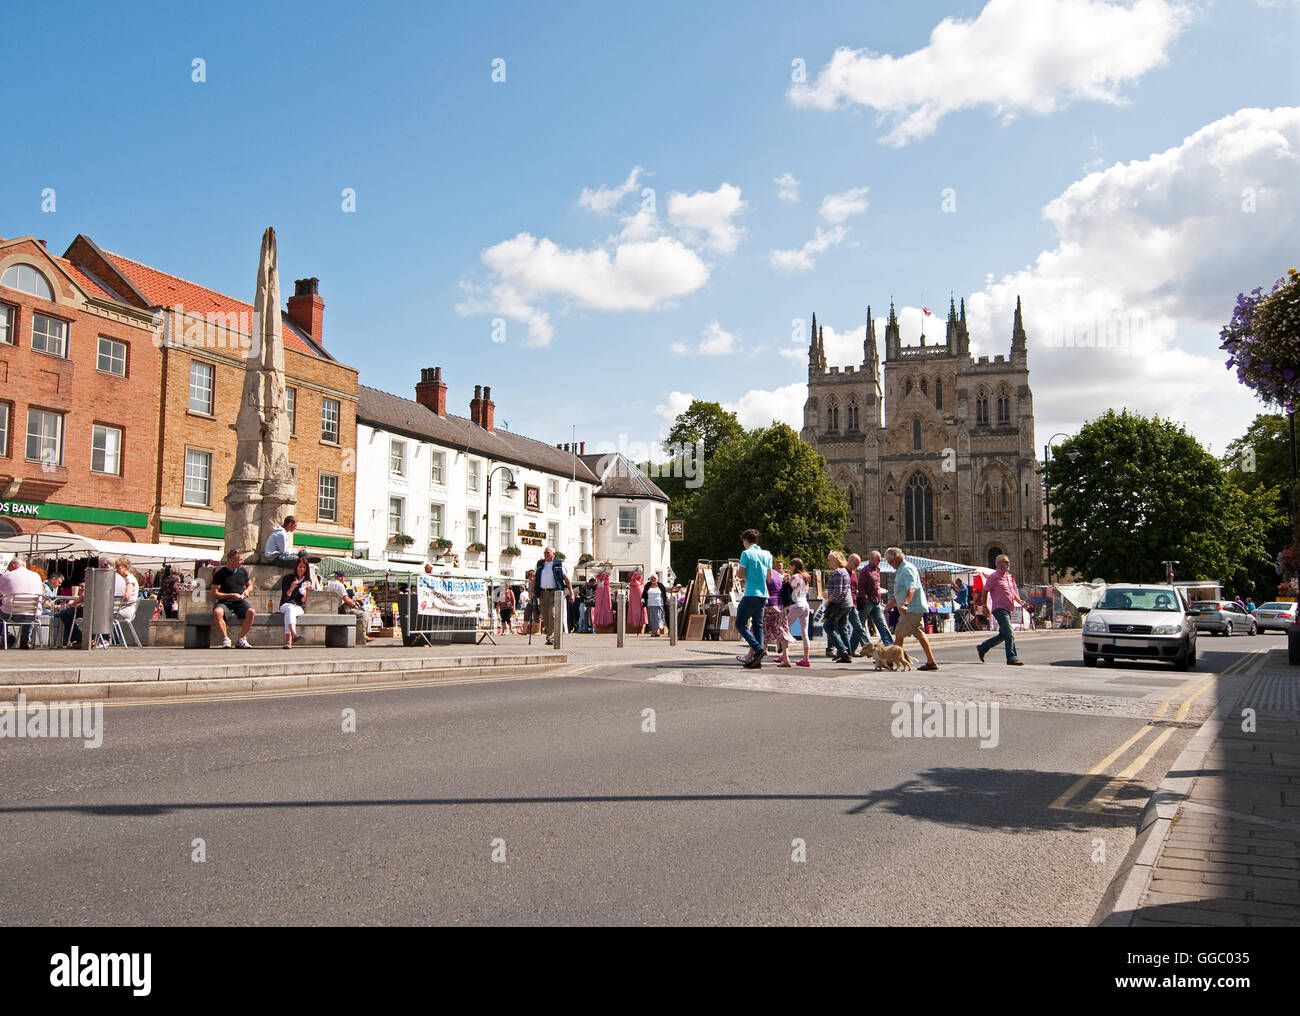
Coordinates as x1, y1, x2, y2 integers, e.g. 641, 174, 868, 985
1097, 637, 1300, 926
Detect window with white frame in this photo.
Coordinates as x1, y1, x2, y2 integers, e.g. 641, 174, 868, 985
286, 387, 296, 434
618, 505, 639, 536
467, 458, 481, 492
467, 509, 480, 545
25, 408, 63, 465
390, 438, 407, 476
430, 450, 445, 485
388, 497, 405, 539
500, 514, 514, 549
96, 336, 127, 377
579, 486, 588, 513
189, 360, 215, 415
0, 303, 14, 344
656, 508, 665, 536
183, 449, 211, 505
580, 528, 590, 555
318, 473, 338, 521
1, 264, 54, 300
91, 424, 122, 475
0, 401, 10, 457
548, 478, 559, 508
321, 398, 341, 443
32, 313, 68, 357
547, 522, 559, 547
429, 502, 444, 540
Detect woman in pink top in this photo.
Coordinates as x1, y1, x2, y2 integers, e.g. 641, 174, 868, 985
976, 554, 1031, 665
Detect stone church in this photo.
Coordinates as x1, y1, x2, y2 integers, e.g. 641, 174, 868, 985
799, 297, 1045, 579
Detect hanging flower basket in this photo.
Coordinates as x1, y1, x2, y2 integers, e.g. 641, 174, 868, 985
431, 537, 453, 552
467, 541, 487, 554
1221, 269, 1300, 412
388, 534, 415, 547
503, 545, 523, 557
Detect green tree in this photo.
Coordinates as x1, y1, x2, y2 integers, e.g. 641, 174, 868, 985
675, 423, 848, 574
1045, 410, 1279, 593
1223, 413, 1294, 600
664, 399, 743, 461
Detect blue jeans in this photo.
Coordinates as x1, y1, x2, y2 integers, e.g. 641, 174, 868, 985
824, 604, 853, 657
847, 605, 867, 652
737, 595, 766, 654
861, 602, 894, 646
979, 607, 1018, 662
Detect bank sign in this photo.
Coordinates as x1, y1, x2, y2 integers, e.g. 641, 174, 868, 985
0, 502, 41, 518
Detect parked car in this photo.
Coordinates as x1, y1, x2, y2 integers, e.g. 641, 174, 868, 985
1187, 600, 1257, 636
1252, 601, 1298, 633
1081, 584, 1196, 670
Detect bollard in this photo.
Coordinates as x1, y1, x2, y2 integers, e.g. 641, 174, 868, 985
668, 597, 677, 646
617, 589, 626, 648
552, 591, 564, 650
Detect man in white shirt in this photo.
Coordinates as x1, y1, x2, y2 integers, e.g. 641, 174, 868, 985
531, 547, 573, 644
1, 558, 45, 649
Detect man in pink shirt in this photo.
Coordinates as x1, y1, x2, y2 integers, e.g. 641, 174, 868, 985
1, 558, 45, 649
977, 554, 1031, 666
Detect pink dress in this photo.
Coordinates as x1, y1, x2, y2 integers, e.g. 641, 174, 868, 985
593, 573, 613, 627
627, 572, 645, 629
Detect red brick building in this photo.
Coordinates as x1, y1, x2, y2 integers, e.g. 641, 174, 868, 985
0, 233, 358, 555
0, 236, 161, 542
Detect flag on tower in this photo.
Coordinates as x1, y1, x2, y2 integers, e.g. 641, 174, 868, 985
922, 306, 933, 316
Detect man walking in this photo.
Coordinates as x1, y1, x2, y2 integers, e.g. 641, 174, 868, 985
531, 547, 574, 646
977, 554, 1030, 666
886, 546, 938, 671
858, 550, 894, 648
735, 529, 772, 668
844, 553, 870, 656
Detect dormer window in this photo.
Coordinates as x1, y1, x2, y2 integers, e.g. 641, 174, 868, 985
1, 264, 54, 301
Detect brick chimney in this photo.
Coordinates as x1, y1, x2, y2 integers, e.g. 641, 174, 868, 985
287, 277, 324, 346
481, 386, 495, 432
415, 367, 447, 417
469, 385, 483, 427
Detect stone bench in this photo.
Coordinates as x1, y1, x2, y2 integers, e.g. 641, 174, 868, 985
184, 612, 357, 649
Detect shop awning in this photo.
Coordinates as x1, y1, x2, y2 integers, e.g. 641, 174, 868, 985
879, 555, 979, 575
0, 533, 218, 567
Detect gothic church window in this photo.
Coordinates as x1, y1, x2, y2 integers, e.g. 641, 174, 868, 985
920, 378, 928, 396
905, 473, 934, 543
904, 378, 912, 396
935, 380, 943, 410
997, 389, 1011, 425
847, 396, 859, 431
912, 418, 921, 450
976, 391, 989, 425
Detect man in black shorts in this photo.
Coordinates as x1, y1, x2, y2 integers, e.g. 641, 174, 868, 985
212, 548, 256, 648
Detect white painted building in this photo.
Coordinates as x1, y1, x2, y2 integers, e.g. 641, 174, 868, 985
353, 369, 598, 579
579, 452, 673, 585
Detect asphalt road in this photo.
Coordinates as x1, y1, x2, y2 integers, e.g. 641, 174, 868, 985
0, 631, 1275, 925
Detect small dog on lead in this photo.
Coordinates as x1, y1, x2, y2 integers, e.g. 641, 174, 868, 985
869, 642, 916, 671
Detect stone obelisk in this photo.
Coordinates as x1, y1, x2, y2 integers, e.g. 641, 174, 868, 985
224, 227, 296, 560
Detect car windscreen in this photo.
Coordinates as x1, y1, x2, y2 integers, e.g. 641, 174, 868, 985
1259, 603, 1293, 611
1097, 588, 1181, 611
1190, 601, 1222, 610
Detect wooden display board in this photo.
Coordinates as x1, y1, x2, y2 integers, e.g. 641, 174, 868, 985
684, 614, 706, 640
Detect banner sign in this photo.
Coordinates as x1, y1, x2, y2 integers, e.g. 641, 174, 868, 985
517, 525, 546, 547
668, 518, 685, 541
524, 485, 541, 512
417, 574, 488, 618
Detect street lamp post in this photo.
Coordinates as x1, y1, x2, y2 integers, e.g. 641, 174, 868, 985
484, 464, 519, 575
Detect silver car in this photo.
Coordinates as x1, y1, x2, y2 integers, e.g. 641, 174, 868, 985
1188, 600, 1257, 636
1081, 584, 1196, 671
1253, 601, 1298, 633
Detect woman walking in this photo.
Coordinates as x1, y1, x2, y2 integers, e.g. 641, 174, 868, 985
279, 557, 312, 648
824, 551, 855, 664
785, 557, 812, 667
496, 582, 516, 635
765, 559, 794, 667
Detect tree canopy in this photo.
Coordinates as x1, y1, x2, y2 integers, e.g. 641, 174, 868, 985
1045, 410, 1280, 594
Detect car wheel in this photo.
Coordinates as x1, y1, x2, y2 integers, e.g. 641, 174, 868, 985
1174, 647, 1190, 671
1224, 623, 1232, 638
1083, 653, 1097, 667
1249, 621, 1257, 636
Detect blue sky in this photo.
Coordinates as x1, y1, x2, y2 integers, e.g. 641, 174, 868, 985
3, 0, 1297, 456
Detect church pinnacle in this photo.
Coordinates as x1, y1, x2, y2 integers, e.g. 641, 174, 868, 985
1012, 294, 1027, 352
808, 311, 826, 374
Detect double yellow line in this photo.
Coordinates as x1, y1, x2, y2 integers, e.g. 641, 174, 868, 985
1049, 664, 1230, 814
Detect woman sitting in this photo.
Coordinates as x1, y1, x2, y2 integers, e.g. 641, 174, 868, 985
279, 557, 313, 649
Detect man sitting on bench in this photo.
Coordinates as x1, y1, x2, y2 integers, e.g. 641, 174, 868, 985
213, 548, 256, 649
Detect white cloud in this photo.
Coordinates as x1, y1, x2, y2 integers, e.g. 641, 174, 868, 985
578, 166, 645, 215
457, 233, 710, 348
617, 206, 661, 242
819, 186, 870, 224
657, 385, 807, 434
962, 106, 1300, 452
667, 183, 748, 254
774, 172, 801, 203
671, 320, 742, 356
789, 0, 1192, 146
770, 225, 849, 273
655, 391, 696, 427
